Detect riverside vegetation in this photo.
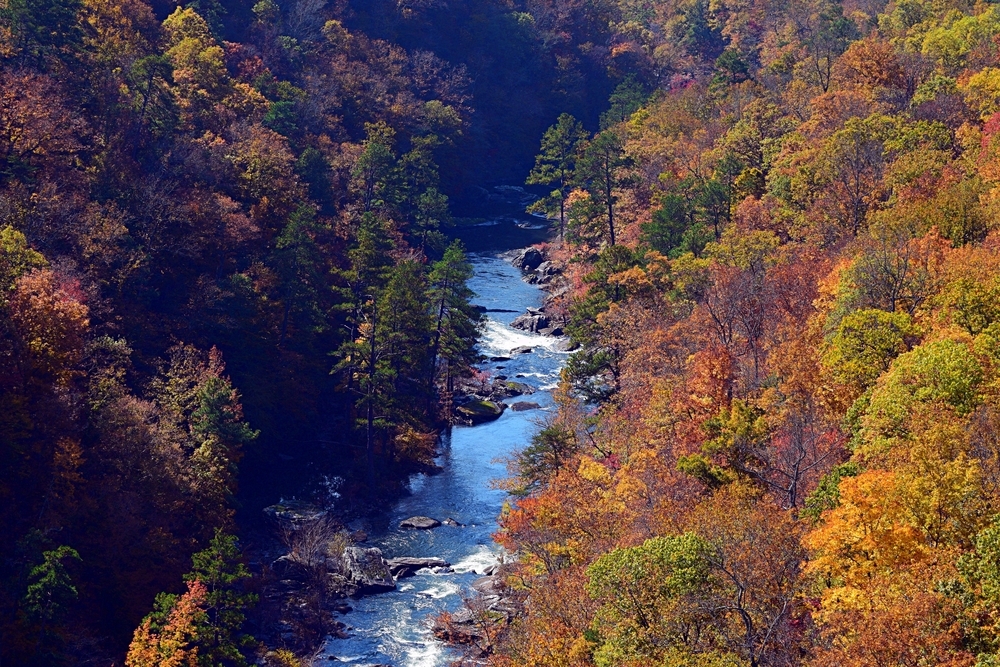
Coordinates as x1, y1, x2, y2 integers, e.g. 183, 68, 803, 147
7, 0, 1000, 666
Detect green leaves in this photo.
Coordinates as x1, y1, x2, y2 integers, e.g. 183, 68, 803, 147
823, 308, 917, 392
526, 113, 588, 238
21, 546, 81, 624
0, 226, 47, 299
183, 531, 257, 667
586, 534, 714, 667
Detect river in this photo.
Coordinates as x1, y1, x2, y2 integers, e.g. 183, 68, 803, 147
318, 214, 566, 666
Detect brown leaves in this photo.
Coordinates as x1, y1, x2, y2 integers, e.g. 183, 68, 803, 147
0, 70, 88, 183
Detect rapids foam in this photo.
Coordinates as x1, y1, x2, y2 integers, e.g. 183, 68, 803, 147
480, 319, 568, 356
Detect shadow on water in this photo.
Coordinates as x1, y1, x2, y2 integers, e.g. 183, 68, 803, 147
319, 218, 567, 666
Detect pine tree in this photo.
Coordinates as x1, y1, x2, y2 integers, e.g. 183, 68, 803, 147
182, 531, 257, 667
352, 122, 396, 213
428, 241, 481, 410
526, 113, 588, 240
575, 130, 629, 246
271, 206, 324, 348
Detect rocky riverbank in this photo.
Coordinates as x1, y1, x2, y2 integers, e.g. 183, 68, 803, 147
254, 502, 479, 657
505, 246, 572, 343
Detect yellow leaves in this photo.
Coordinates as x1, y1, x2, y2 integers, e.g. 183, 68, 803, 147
805, 470, 927, 590
8, 269, 89, 385
81, 0, 155, 63
578, 456, 611, 485
806, 402, 990, 630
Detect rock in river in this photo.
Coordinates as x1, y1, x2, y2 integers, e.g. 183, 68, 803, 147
510, 401, 541, 412
342, 547, 395, 594
455, 400, 506, 424
399, 516, 441, 529
512, 247, 544, 272
386, 557, 451, 578
511, 312, 549, 333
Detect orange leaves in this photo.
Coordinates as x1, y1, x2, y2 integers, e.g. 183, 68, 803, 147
805, 470, 927, 589
126, 579, 209, 667
500, 567, 598, 667
0, 70, 88, 183
7, 268, 89, 385
833, 38, 906, 96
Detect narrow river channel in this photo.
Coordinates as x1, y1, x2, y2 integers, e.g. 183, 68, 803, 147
319, 216, 567, 666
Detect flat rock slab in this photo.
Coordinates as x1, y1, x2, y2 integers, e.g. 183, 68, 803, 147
386, 557, 451, 578
511, 401, 541, 412
400, 516, 441, 529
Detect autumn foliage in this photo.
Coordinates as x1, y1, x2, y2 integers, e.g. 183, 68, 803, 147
490, 2, 1000, 666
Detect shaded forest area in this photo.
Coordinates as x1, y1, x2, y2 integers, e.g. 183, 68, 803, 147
0, 0, 633, 663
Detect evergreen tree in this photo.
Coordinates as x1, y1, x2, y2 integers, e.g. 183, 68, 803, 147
526, 113, 588, 240
379, 260, 434, 409
574, 130, 629, 246
428, 241, 481, 407
600, 75, 648, 129
271, 206, 324, 348
0, 0, 82, 67
182, 531, 257, 667
352, 122, 396, 213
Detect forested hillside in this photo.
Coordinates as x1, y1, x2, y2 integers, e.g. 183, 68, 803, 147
489, 1, 1000, 666
0, 0, 582, 662
7, 0, 1000, 664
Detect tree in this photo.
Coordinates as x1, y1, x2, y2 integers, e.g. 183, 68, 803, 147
271, 206, 323, 348
0, 226, 46, 297
822, 308, 917, 394
527, 113, 588, 240
600, 75, 647, 128
377, 259, 434, 424
514, 423, 579, 495
575, 130, 629, 246
428, 241, 480, 405
181, 531, 257, 667
0, 0, 82, 67
352, 122, 396, 213
21, 545, 81, 624
641, 194, 690, 256
126, 579, 208, 667
7, 269, 90, 386
586, 533, 715, 666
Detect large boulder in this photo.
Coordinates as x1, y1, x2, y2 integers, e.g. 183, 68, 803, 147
489, 379, 534, 400
386, 557, 451, 578
270, 555, 312, 582
432, 608, 485, 645
513, 247, 544, 272
510, 401, 541, 412
455, 400, 506, 424
400, 516, 441, 529
511, 312, 550, 333
529, 261, 562, 285
341, 547, 395, 594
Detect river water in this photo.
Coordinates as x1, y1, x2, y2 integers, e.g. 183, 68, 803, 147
318, 217, 566, 666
